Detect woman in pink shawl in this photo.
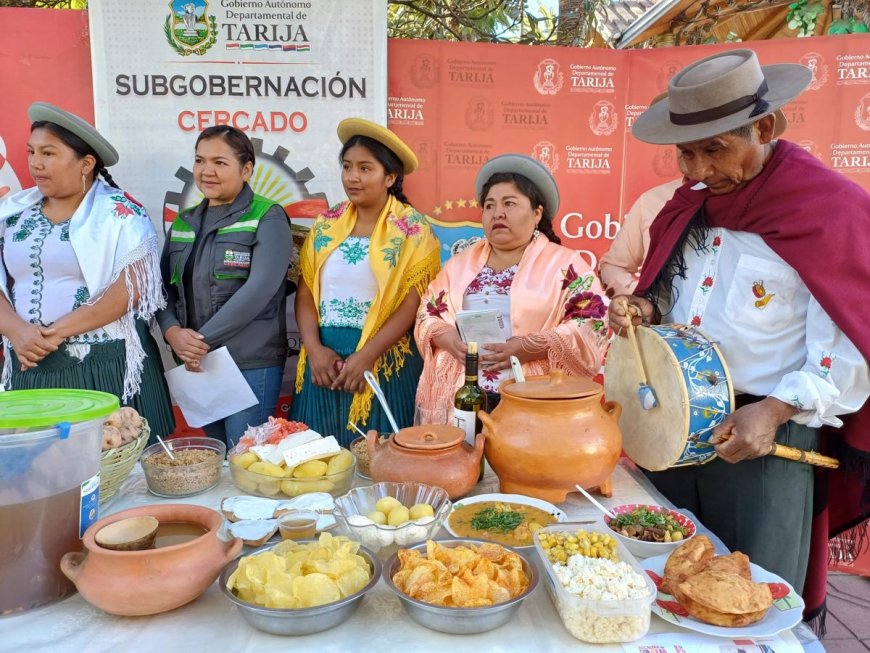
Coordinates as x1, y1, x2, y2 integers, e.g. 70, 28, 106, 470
415, 154, 609, 414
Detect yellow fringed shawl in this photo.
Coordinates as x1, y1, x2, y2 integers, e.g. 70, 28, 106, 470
295, 195, 441, 427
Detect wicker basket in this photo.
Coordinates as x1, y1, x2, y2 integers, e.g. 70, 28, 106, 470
100, 419, 151, 505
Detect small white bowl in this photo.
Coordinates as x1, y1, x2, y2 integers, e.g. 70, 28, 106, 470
602, 504, 696, 559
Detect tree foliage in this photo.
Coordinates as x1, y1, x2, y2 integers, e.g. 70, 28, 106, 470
387, 0, 597, 46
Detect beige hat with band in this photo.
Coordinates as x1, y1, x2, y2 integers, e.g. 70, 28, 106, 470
28, 102, 119, 167
632, 49, 811, 145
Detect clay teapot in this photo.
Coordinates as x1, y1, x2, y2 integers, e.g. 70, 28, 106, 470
479, 370, 622, 503
368, 425, 484, 499
60, 504, 242, 616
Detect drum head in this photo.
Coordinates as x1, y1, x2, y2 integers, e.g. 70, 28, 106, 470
604, 327, 689, 471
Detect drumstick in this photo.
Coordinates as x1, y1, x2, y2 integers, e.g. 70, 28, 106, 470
695, 439, 839, 469
622, 300, 658, 410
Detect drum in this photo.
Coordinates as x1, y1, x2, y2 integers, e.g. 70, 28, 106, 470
603, 324, 734, 471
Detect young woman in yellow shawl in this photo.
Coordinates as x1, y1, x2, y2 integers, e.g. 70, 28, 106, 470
290, 119, 441, 444
415, 154, 609, 416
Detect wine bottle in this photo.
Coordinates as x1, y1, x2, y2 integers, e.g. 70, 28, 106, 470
453, 342, 487, 480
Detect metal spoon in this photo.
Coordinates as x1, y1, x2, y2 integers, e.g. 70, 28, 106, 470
347, 421, 368, 439
363, 370, 400, 434
575, 484, 615, 519
156, 434, 176, 461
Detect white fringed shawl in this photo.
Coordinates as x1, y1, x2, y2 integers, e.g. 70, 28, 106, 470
0, 179, 165, 399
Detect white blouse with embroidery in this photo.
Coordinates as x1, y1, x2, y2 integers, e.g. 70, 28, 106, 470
1, 202, 114, 350
463, 264, 517, 394
665, 227, 869, 428
318, 236, 378, 330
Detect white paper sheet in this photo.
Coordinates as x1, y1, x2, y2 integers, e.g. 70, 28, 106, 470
164, 347, 258, 427
455, 309, 506, 348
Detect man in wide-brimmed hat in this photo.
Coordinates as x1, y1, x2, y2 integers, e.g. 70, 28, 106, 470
608, 49, 870, 606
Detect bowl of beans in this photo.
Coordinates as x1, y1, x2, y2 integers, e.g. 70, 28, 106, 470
140, 437, 225, 497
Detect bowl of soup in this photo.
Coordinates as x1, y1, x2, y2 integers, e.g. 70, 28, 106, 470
444, 493, 566, 549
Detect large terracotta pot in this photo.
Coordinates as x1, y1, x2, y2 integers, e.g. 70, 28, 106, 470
480, 370, 622, 503
60, 504, 242, 616
368, 425, 484, 500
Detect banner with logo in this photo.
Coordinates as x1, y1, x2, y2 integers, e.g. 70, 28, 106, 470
88, 0, 387, 232
0, 8, 93, 198
388, 39, 630, 268
622, 35, 870, 211
389, 35, 870, 268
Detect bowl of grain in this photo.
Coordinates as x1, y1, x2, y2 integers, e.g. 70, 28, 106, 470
350, 434, 388, 480
140, 437, 225, 497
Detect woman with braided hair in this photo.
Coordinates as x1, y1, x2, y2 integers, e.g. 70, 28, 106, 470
0, 102, 174, 441
290, 118, 441, 444
415, 154, 610, 414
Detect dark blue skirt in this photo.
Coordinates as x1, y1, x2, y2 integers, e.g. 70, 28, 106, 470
289, 326, 422, 447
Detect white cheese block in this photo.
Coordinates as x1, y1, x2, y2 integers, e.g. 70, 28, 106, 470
283, 435, 341, 468
251, 429, 322, 465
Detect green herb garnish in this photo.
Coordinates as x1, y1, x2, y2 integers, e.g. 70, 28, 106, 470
471, 507, 524, 533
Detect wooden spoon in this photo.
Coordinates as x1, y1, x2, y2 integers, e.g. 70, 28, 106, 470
95, 515, 159, 551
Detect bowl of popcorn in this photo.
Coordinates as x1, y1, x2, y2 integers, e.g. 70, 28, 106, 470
228, 418, 355, 498
535, 525, 655, 644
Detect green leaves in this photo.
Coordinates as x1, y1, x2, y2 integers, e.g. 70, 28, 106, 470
471, 507, 524, 532
785, 0, 824, 38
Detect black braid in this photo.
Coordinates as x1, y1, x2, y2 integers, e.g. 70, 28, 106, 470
643, 204, 710, 315
537, 216, 561, 244
388, 176, 411, 205
97, 166, 120, 189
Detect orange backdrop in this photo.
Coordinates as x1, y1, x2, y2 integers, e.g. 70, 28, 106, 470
388, 35, 870, 268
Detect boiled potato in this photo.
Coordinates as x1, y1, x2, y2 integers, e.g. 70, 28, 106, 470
387, 506, 410, 527
234, 473, 259, 494
326, 450, 354, 475
258, 479, 282, 496
281, 478, 334, 497
283, 465, 296, 478
293, 460, 328, 478
230, 452, 259, 470
374, 496, 403, 516
367, 511, 387, 525
248, 461, 285, 478
409, 503, 435, 520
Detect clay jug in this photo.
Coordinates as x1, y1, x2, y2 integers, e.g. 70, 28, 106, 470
479, 370, 622, 503
60, 504, 242, 616
368, 425, 484, 499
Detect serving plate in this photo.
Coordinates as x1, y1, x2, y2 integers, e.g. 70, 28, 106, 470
444, 493, 567, 549
642, 552, 804, 638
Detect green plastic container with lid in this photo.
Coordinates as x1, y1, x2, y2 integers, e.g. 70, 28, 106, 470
0, 389, 118, 615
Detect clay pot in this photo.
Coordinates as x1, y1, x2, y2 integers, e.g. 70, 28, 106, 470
367, 425, 484, 500
480, 371, 622, 503
60, 504, 242, 616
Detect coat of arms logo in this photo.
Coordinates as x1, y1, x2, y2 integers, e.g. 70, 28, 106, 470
411, 55, 439, 88
533, 59, 564, 95
856, 92, 870, 131
800, 53, 828, 91
589, 101, 618, 136
165, 0, 217, 56
465, 98, 494, 131
532, 141, 559, 173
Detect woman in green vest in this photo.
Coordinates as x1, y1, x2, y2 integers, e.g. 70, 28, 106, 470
157, 125, 293, 448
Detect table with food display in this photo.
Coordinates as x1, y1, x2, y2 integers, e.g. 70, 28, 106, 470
0, 371, 824, 652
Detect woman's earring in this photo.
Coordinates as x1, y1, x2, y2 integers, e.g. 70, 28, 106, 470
81, 173, 87, 196
532, 227, 541, 240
